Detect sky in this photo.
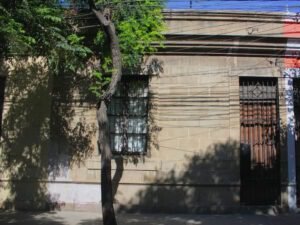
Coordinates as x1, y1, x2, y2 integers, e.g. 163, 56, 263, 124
166, 0, 300, 13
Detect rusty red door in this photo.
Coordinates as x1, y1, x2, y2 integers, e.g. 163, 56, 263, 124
240, 77, 280, 205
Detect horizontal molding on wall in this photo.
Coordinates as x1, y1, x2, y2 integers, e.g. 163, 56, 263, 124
154, 35, 292, 57
163, 10, 285, 23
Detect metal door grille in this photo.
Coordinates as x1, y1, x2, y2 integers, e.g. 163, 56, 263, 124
0, 77, 5, 136
293, 79, 300, 207
240, 77, 280, 205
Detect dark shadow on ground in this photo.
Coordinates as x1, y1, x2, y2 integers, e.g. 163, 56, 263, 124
78, 218, 102, 225
0, 212, 300, 225
122, 213, 300, 225
0, 211, 66, 225
73, 212, 300, 225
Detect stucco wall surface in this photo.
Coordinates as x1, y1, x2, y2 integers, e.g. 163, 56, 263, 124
0, 11, 297, 213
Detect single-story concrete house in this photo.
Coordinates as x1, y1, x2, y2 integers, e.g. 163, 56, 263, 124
1, 10, 300, 213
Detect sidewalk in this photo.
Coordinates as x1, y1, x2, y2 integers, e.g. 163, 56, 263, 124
0, 211, 300, 225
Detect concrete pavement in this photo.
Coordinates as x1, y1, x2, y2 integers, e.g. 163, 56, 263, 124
0, 211, 300, 225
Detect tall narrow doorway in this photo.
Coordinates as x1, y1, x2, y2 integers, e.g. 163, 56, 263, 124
293, 78, 300, 207
240, 77, 280, 205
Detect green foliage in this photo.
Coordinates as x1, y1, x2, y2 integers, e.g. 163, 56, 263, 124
1, 0, 165, 97
89, 0, 165, 96
49, 33, 92, 73
0, 2, 33, 56
94, 0, 165, 68
1, 1, 54, 55
89, 71, 111, 97
0, 0, 92, 75
118, 4, 165, 68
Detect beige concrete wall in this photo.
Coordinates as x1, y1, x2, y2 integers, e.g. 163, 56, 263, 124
0, 11, 293, 213
0, 59, 53, 210
165, 11, 284, 37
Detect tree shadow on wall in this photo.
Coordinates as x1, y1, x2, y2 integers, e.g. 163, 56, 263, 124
118, 139, 240, 213
110, 58, 163, 203
0, 59, 96, 211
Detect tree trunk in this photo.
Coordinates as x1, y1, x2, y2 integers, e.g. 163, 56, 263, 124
89, 2, 122, 225
97, 101, 117, 225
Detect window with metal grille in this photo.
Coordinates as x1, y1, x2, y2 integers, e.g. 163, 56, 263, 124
108, 76, 149, 154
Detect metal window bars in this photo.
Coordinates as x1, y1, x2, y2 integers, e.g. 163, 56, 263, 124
108, 76, 149, 154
